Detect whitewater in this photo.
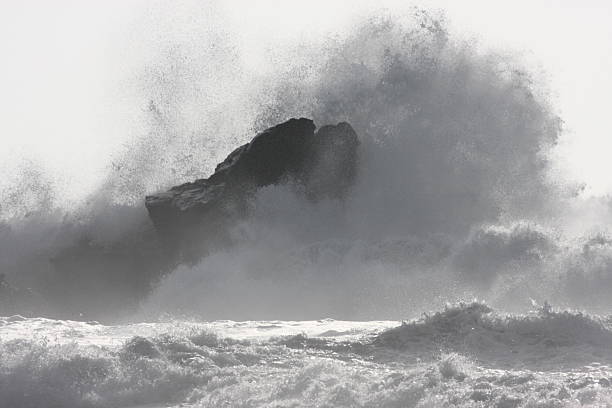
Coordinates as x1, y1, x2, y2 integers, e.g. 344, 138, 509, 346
2, 303, 612, 407
3, 3, 612, 407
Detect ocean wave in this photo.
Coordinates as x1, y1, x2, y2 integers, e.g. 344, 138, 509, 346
0, 8, 568, 321
2, 308, 612, 407
374, 302, 612, 370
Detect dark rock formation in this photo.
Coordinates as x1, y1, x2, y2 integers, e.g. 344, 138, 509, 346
145, 118, 359, 260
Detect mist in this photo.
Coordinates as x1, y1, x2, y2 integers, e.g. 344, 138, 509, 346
6, 4, 612, 408
1, 4, 612, 322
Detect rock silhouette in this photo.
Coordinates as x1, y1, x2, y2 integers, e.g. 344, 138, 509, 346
145, 118, 359, 260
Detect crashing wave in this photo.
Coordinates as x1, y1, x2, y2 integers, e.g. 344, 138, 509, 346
3, 307, 612, 407
374, 301, 612, 369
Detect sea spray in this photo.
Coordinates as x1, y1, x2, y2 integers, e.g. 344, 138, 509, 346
0, 9, 605, 322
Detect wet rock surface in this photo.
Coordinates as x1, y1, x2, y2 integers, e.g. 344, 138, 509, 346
145, 118, 359, 260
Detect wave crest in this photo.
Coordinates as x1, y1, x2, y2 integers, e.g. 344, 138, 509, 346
375, 302, 612, 369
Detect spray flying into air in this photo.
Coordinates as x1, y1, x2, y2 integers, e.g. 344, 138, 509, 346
0, 4, 611, 321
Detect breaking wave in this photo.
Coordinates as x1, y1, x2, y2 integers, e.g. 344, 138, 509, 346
1, 5, 610, 321
3, 303, 612, 407
374, 301, 612, 370
5, 4, 612, 407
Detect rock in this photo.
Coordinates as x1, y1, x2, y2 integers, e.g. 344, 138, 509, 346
145, 118, 359, 260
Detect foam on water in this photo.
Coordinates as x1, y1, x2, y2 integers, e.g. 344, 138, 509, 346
2, 303, 612, 408
3, 5, 612, 407
375, 302, 612, 370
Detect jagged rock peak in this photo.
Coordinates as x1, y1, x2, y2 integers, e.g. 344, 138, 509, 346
145, 118, 359, 259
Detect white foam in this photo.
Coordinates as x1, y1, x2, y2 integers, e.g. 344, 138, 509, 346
2, 304, 612, 407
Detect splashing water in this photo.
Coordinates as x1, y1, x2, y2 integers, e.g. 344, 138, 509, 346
0, 9, 592, 320
3, 303, 612, 407
2, 5, 612, 406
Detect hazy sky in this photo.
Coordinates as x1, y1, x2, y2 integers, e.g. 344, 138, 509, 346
1, 0, 611, 201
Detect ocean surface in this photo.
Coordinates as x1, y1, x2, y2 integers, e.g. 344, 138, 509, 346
2, 6, 612, 408
2, 302, 612, 407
